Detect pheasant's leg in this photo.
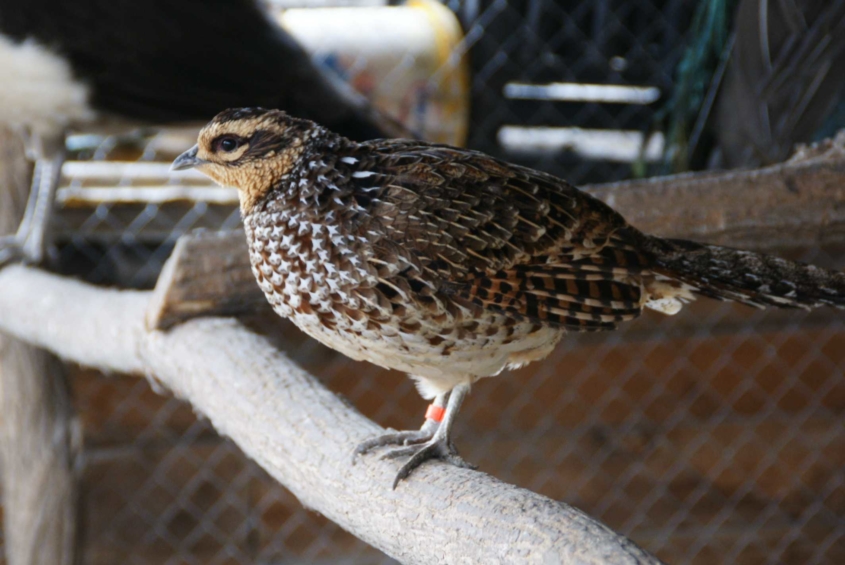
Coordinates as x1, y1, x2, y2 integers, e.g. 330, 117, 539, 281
355, 393, 446, 456
0, 132, 64, 268
18, 151, 63, 263
381, 384, 475, 488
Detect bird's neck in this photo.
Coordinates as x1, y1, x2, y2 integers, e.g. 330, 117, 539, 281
277, 132, 352, 202
238, 128, 346, 216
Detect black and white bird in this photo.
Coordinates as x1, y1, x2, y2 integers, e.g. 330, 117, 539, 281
0, 0, 397, 142
0, 0, 400, 265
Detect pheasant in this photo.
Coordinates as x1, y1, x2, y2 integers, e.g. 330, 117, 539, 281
173, 108, 845, 487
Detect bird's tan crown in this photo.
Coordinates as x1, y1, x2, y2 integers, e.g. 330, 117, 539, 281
194, 108, 316, 213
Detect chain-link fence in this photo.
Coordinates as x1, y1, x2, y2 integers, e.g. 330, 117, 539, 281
3, 0, 845, 563
452, 0, 694, 182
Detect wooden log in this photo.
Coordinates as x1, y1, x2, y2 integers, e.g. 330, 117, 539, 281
0, 127, 80, 565
0, 265, 663, 565
145, 230, 268, 330
146, 133, 845, 329
586, 132, 845, 251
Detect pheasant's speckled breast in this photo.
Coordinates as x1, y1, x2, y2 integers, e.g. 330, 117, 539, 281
242, 150, 564, 397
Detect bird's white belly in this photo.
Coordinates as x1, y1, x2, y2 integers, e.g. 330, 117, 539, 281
280, 301, 563, 398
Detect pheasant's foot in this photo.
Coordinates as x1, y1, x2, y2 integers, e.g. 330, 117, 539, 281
354, 385, 473, 488
381, 435, 476, 488
2, 140, 65, 268
0, 237, 23, 269
354, 418, 439, 457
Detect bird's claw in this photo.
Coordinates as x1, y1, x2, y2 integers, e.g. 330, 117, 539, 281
355, 426, 474, 488
0, 238, 24, 269
354, 387, 473, 487
354, 419, 440, 458
386, 436, 474, 489
352, 429, 428, 465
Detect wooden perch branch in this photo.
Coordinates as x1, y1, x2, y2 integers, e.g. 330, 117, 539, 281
145, 230, 266, 330
0, 265, 661, 565
585, 132, 845, 250
0, 127, 80, 565
0, 343, 79, 565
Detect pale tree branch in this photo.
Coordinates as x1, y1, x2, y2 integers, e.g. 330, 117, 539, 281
0, 265, 661, 565
0, 127, 80, 565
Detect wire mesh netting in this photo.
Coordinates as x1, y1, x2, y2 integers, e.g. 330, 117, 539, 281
452, 0, 693, 180
2, 0, 845, 564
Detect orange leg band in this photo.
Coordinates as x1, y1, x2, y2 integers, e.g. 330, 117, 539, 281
425, 404, 446, 423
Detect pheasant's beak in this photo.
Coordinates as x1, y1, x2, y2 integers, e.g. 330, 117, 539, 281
171, 145, 207, 171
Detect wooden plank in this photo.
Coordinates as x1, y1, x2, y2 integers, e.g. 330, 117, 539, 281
56, 185, 237, 206
146, 230, 269, 330
60, 160, 206, 181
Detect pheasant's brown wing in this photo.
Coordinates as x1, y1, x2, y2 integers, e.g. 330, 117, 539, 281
339, 140, 653, 330
461, 247, 650, 331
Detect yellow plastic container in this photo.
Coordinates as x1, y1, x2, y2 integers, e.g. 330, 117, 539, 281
277, 0, 469, 146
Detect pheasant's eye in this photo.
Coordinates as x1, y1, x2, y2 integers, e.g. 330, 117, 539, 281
214, 135, 243, 153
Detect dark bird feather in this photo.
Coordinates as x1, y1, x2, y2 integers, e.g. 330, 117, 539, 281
0, 0, 401, 140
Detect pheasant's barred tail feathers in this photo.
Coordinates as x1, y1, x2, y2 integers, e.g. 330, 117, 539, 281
461, 248, 648, 331
649, 237, 845, 310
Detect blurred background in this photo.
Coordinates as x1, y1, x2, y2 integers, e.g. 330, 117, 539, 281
0, 0, 844, 563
